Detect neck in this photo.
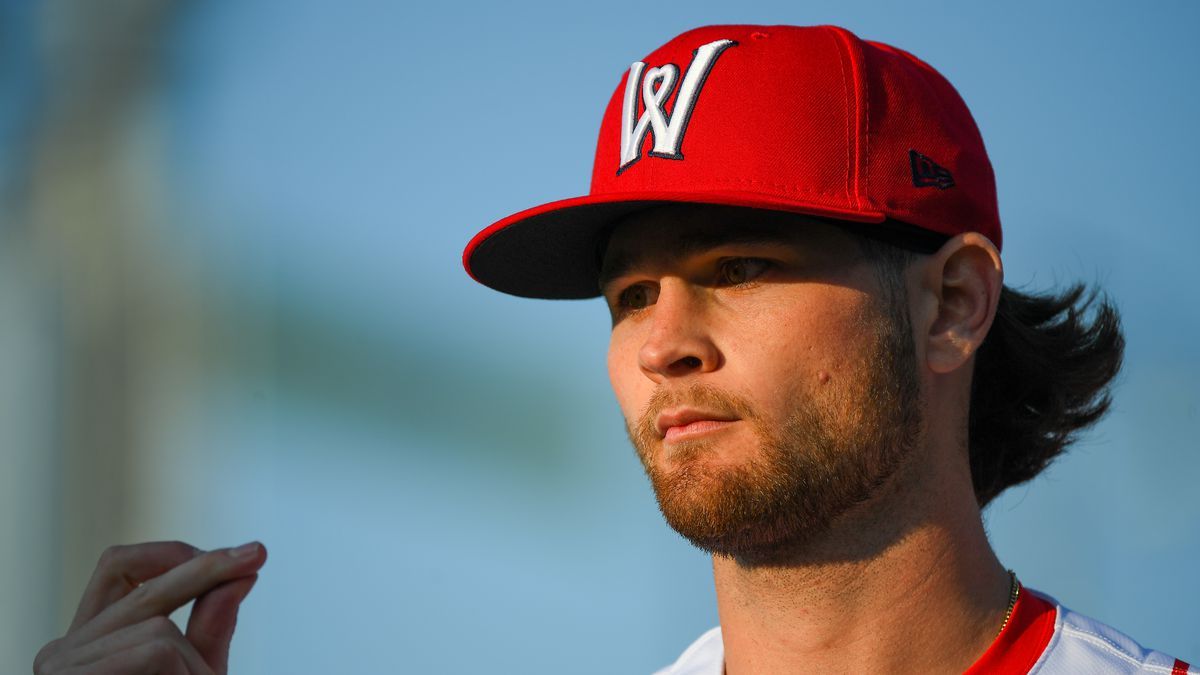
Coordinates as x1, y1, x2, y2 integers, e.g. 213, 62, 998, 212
713, 439, 1011, 675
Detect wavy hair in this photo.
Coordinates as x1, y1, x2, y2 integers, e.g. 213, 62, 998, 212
855, 232, 1125, 507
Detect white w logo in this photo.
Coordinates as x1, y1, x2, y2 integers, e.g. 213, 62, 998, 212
618, 39, 737, 174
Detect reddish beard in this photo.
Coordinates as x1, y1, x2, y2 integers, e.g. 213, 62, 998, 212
626, 305, 922, 564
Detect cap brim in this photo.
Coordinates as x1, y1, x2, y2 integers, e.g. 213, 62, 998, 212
463, 190, 886, 299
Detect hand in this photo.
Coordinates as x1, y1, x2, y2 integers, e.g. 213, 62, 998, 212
34, 540, 267, 674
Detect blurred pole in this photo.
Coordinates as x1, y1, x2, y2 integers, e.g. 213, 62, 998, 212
0, 3, 54, 667
9, 0, 182, 658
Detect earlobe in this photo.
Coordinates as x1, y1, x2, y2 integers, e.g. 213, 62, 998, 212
923, 233, 1003, 374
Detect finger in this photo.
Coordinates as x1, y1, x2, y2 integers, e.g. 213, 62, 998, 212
43, 615, 212, 674
186, 574, 258, 674
65, 542, 266, 651
56, 638, 207, 675
71, 541, 203, 632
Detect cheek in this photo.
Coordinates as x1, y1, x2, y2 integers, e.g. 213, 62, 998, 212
726, 288, 874, 402
607, 330, 646, 420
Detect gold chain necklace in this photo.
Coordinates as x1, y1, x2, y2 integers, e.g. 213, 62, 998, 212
996, 569, 1020, 637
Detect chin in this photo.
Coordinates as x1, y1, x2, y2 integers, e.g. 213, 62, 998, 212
660, 490, 832, 565
658, 429, 757, 471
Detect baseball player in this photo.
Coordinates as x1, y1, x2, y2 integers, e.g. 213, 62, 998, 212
461, 24, 1191, 675
33, 23, 1191, 675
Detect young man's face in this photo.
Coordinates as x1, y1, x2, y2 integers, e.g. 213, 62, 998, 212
601, 204, 924, 562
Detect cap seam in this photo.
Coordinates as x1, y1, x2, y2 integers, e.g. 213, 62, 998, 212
827, 26, 869, 212
604, 176, 869, 200
826, 27, 857, 210
858, 42, 871, 210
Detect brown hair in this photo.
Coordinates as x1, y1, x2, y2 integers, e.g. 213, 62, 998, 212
854, 234, 1125, 508
968, 284, 1124, 506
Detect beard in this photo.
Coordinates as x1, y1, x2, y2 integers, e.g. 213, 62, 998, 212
627, 300, 923, 564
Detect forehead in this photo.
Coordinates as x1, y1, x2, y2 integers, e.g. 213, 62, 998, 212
599, 205, 858, 283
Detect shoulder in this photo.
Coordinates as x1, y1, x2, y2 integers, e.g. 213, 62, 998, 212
652, 626, 723, 675
1029, 588, 1193, 674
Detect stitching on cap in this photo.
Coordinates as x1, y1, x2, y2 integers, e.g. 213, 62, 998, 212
827, 27, 856, 209
669, 175, 865, 200
860, 43, 871, 208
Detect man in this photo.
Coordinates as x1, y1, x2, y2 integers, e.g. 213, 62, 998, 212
460, 24, 1190, 674
34, 23, 1189, 675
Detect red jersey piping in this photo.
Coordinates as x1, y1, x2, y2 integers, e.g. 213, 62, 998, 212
963, 582, 1058, 674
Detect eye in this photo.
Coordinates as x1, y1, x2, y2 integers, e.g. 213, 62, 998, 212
616, 283, 657, 312
717, 258, 772, 286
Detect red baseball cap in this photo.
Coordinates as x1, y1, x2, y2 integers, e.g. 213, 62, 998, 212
463, 24, 1000, 299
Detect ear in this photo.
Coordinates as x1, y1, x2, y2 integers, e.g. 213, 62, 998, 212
917, 233, 1003, 374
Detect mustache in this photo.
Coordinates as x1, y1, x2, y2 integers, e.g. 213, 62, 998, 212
632, 383, 758, 449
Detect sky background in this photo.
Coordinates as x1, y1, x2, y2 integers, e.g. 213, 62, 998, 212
3, 1, 1197, 672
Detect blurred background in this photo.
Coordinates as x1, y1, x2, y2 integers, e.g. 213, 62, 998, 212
2, 0, 1197, 672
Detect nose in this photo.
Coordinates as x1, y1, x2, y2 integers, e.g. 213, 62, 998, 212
637, 280, 721, 382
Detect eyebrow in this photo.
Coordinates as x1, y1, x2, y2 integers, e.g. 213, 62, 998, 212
597, 227, 794, 293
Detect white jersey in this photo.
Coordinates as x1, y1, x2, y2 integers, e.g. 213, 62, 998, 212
654, 585, 1193, 674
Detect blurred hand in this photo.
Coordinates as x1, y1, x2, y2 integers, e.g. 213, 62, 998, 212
34, 540, 267, 674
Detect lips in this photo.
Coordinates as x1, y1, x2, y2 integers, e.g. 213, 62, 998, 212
656, 408, 740, 442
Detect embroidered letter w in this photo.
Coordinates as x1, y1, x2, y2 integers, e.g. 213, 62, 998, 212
618, 39, 736, 174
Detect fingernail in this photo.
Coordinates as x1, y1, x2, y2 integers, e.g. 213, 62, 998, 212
228, 541, 260, 558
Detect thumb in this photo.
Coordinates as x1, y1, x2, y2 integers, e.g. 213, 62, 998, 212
186, 573, 259, 674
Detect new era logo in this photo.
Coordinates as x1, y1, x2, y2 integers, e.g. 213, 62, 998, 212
910, 150, 955, 190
